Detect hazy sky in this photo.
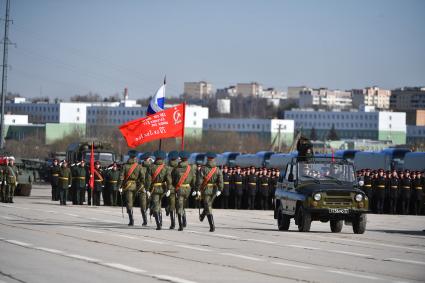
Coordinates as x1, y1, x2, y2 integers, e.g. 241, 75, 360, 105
3, 0, 425, 100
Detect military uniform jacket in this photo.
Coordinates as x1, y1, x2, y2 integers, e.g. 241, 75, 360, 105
233, 173, 244, 196
5, 165, 18, 185
222, 173, 231, 196
105, 169, 120, 191
389, 177, 399, 198
119, 159, 142, 191
167, 160, 179, 192
374, 176, 386, 198
269, 175, 278, 197
363, 175, 372, 192
171, 161, 196, 191
72, 166, 87, 188
58, 167, 72, 189
259, 175, 270, 196
92, 168, 104, 191
0, 166, 4, 185
246, 174, 258, 196
196, 161, 223, 196
146, 160, 171, 194
400, 178, 411, 198
412, 178, 423, 199
50, 165, 61, 186
137, 162, 150, 192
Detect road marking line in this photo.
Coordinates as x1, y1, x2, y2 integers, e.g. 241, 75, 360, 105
214, 233, 238, 239
385, 258, 425, 266
5, 240, 32, 247
117, 234, 137, 239
102, 263, 146, 274
65, 213, 78, 217
245, 239, 276, 244
66, 254, 99, 263
34, 247, 64, 254
271, 261, 314, 270
143, 239, 164, 244
220, 253, 264, 261
287, 244, 321, 250
82, 229, 104, 234
328, 250, 372, 258
153, 274, 198, 283
175, 244, 212, 252
327, 270, 379, 280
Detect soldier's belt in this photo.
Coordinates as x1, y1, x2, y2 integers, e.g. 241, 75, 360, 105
402, 186, 410, 189
261, 183, 269, 186
153, 182, 163, 186
95, 180, 102, 182
223, 182, 230, 184
205, 184, 214, 187
364, 184, 372, 187
235, 182, 243, 184
377, 185, 385, 188
180, 184, 190, 188
59, 177, 69, 180
73, 177, 86, 179
52, 174, 59, 177
415, 187, 423, 190
108, 181, 118, 183
391, 186, 398, 189
249, 182, 257, 185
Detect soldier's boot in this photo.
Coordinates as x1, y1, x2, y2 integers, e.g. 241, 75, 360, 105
169, 211, 175, 229
159, 212, 163, 228
207, 214, 215, 232
199, 210, 206, 222
182, 211, 187, 228
154, 212, 161, 230
141, 211, 148, 226
177, 213, 183, 231
128, 209, 134, 226
165, 205, 170, 216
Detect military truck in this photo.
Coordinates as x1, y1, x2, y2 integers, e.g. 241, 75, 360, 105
66, 142, 116, 168
274, 157, 368, 234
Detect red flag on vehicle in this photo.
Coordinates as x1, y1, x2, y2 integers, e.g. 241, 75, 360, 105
89, 142, 95, 190
119, 103, 185, 148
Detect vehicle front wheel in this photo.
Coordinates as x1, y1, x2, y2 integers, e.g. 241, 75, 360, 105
278, 211, 291, 231
297, 205, 311, 232
330, 220, 343, 233
352, 214, 367, 234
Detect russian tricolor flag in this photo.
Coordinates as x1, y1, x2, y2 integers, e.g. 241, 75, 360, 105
147, 77, 166, 116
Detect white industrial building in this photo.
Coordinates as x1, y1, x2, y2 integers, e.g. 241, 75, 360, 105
4, 114, 29, 125
299, 88, 352, 109
285, 109, 406, 144
407, 125, 425, 144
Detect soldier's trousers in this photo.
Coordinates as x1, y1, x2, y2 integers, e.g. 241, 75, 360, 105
375, 197, 385, 214
167, 190, 176, 213
6, 184, 16, 202
248, 195, 256, 210
202, 194, 214, 216
221, 195, 229, 209
73, 187, 84, 205
59, 188, 68, 205
102, 188, 111, 206
112, 189, 119, 206
139, 191, 147, 212
235, 194, 243, 209
87, 188, 92, 205
260, 195, 269, 210
177, 188, 190, 215
401, 197, 410, 215
51, 185, 58, 201
389, 197, 398, 214
93, 190, 101, 206
413, 193, 423, 215
151, 193, 163, 213
125, 190, 135, 212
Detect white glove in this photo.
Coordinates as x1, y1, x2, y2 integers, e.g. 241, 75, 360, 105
68, 185, 71, 188
4, 181, 7, 185
119, 188, 123, 193
16, 182, 19, 186
192, 191, 197, 197
197, 191, 201, 197
147, 191, 151, 198
216, 191, 221, 197
166, 190, 170, 197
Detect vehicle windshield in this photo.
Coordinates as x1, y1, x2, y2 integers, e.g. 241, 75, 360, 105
298, 162, 355, 182
83, 152, 115, 162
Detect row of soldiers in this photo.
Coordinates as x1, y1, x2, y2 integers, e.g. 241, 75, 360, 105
358, 169, 424, 215
0, 156, 19, 203
50, 150, 224, 232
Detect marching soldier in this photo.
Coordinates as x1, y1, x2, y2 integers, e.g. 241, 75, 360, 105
138, 152, 151, 226
119, 150, 143, 226
221, 166, 231, 209
412, 171, 423, 215
4, 157, 19, 203
91, 161, 104, 206
233, 166, 244, 209
195, 152, 223, 232
246, 166, 258, 210
49, 159, 61, 201
166, 151, 179, 229
146, 150, 171, 230
172, 151, 196, 231
362, 169, 373, 205
105, 162, 120, 206
0, 157, 4, 202
374, 169, 386, 214
388, 170, 399, 214
259, 168, 270, 210
72, 160, 87, 205
58, 160, 72, 205
400, 171, 411, 215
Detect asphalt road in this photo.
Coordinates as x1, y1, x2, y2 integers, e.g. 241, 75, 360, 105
0, 184, 424, 283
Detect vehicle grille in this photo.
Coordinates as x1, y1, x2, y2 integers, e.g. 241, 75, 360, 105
326, 191, 351, 196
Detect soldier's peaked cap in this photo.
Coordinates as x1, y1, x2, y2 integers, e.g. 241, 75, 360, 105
128, 150, 138, 158
154, 150, 166, 160
206, 152, 216, 159
179, 151, 190, 160
140, 152, 151, 160
168, 150, 179, 160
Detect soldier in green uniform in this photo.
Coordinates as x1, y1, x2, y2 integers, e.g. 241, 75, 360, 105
146, 150, 171, 230
120, 150, 144, 226
138, 152, 151, 226
49, 159, 61, 201
105, 162, 120, 206
259, 168, 270, 210
4, 157, 19, 203
92, 161, 104, 206
166, 150, 179, 229
195, 152, 223, 232
0, 157, 6, 202
246, 166, 258, 210
72, 160, 87, 205
171, 151, 196, 231
58, 160, 72, 205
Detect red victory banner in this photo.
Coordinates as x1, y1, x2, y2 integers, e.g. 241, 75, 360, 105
119, 103, 185, 148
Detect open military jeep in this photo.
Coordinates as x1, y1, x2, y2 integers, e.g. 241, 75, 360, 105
274, 158, 368, 234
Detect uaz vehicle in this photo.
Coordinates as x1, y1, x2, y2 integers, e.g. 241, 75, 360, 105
274, 157, 368, 234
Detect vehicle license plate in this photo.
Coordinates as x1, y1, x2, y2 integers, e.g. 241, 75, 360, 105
329, 208, 349, 214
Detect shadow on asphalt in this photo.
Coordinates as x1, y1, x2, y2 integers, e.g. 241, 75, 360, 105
368, 229, 425, 236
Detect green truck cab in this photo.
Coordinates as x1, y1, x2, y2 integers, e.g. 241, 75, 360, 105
274, 158, 368, 234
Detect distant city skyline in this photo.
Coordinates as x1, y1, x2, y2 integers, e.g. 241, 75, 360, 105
3, 0, 425, 100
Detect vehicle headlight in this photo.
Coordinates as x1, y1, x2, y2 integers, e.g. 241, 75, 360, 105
313, 193, 321, 201
358, 180, 364, 186
355, 194, 363, 202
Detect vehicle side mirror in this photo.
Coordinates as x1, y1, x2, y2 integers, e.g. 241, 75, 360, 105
288, 173, 294, 182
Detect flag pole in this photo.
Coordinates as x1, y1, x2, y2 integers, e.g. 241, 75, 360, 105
158, 75, 166, 151
181, 102, 186, 150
